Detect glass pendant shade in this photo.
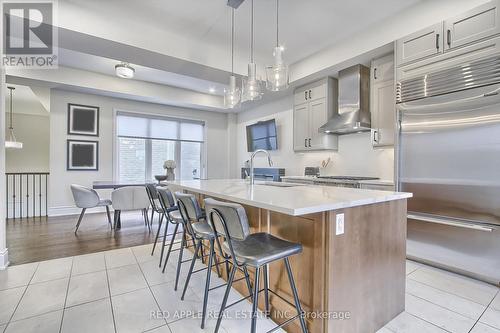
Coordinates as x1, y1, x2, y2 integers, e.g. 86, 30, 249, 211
266, 46, 289, 91
242, 62, 263, 101
224, 75, 241, 109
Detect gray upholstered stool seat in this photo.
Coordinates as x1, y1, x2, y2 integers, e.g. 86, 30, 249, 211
98, 199, 112, 206
222, 232, 302, 267
169, 209, 182, 222
191, 222, 216, 239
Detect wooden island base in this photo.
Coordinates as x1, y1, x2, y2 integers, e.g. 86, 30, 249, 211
190, 192, 407, 333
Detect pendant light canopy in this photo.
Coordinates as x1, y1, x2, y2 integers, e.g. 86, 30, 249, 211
266, 0, 289, 91
224, 8, 241, 109
242, 0, 263, 101
5, 87, 23, 149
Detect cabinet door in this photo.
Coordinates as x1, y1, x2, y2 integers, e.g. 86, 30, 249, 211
294, 89, 309, 105
293, 102, 310, 151
372, 54, 394, 82
445, 1, 500, 51
309, 97, 329, 149
396, 23, 443, 66
372, 80, 395, 147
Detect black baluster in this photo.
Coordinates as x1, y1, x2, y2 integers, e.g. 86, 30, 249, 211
32, 174, 35, 218
26, 174, 29, 218
13, 174, 16, 219
20, 174, 22, 218
45, 174, 48, 217
39, 174, 42, 219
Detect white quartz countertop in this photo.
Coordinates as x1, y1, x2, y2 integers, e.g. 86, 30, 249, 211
163, 179, 411, 216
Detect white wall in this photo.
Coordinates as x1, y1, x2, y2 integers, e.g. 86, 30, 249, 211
5, 113, 49, 173
234, 97, 394, 181
49, 89, 229, 216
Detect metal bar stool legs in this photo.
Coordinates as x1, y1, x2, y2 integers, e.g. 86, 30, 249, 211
151, 212, 167, 256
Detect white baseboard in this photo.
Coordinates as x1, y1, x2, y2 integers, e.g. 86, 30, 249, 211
0, 248, 9, 270
48, 205, 113, 217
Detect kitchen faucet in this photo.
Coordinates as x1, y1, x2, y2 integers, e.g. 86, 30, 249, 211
250, 149, 273, 185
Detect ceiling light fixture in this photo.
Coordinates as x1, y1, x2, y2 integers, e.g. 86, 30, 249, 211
266, 0, 289, 91
5, 86, 23, 149
115, 62, 135, 79
242, 0, 263, 101
224, 8, 241, 109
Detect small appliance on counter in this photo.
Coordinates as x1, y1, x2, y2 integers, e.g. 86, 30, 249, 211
241, 167, 285, 182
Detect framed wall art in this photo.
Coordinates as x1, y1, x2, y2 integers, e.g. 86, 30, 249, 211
67, 139, 99, 171
67, 103, 99, 136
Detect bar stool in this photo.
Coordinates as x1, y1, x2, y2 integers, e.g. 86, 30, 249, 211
155, 187, 184, 267
146, 184, 166, 253
205, 198, 308, 333
175, 192, 246, 329
162, 192, 211, 281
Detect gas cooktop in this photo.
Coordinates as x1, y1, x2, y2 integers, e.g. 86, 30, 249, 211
316, 176, 380, 181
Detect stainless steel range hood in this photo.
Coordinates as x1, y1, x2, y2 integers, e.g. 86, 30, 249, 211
319, 65, 371, 134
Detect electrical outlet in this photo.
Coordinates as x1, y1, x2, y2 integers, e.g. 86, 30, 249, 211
336, 213, 344, 235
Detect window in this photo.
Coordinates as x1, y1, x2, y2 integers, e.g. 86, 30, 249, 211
116, 112, 205, 182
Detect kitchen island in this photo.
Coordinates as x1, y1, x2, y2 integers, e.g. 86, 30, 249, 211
164, 179, 412, 333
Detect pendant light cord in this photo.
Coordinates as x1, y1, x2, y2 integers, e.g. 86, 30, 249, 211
250, 0, 254, 63
276, 0, 279, 47
8, 87, 13, 130
231, 8, 235, 74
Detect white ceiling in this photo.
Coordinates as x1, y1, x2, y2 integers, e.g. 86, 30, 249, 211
58, 49, 228, 96
58, 0, 421, 72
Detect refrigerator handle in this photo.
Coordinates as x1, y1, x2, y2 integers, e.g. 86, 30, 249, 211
407, 213, 494, 232
398, 86, 500, 111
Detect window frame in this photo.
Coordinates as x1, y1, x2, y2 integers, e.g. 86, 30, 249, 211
112, 109, 207, 182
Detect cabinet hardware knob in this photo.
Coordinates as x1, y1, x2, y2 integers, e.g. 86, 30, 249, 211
305, 138, 307, 148
309, 90, 312, 100
308, 138, 311, 147
305, 91, 308, 100
374, 68, 378, 80
447, 29, 451, 47
436, 33, 440, 50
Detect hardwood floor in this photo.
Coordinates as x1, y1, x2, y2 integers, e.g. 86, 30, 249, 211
6, 210, 162, 265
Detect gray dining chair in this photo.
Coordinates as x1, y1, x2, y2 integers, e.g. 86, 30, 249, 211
111, 186, 151, 230
70, 184, 112, 233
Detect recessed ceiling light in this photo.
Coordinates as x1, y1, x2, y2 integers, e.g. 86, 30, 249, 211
209, 87, 216, 94
115, 62, 135, 79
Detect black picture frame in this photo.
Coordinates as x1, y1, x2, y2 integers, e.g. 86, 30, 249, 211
67, 139, 99, 171
67, 103, 99, 136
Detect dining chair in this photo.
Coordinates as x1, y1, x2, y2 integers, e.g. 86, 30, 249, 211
111, 186, 151, 229
70, 184, 112, 233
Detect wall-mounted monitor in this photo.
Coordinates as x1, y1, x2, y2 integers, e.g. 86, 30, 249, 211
246, 119, 278, 152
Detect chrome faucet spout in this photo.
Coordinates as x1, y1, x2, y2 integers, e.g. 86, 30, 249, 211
249, 149, 274, 185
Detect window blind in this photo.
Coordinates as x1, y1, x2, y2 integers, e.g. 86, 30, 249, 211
116, 112, 204, 142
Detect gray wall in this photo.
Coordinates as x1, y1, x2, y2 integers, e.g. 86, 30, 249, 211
49, 89, 229, 215
5, 113, 50, 173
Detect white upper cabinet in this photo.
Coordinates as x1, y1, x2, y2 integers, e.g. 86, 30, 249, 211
444, 1, 500, 50
396, 23, 443, 66
396, 0, 500, 67
293, 78, 338, 152
371, 54, 395, 147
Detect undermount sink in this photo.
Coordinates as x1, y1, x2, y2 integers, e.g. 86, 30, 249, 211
255, 181, 304, 187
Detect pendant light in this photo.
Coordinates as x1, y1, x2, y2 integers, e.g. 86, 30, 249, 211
242, 0, 263, 101
224, 8, 241, 109
5, 87, 23, 149
266, 0, 289, 91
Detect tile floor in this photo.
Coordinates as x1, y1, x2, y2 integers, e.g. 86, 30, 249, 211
0, 244, 498, 333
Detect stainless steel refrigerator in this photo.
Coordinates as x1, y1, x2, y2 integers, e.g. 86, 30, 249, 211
397, 55, 500, 285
